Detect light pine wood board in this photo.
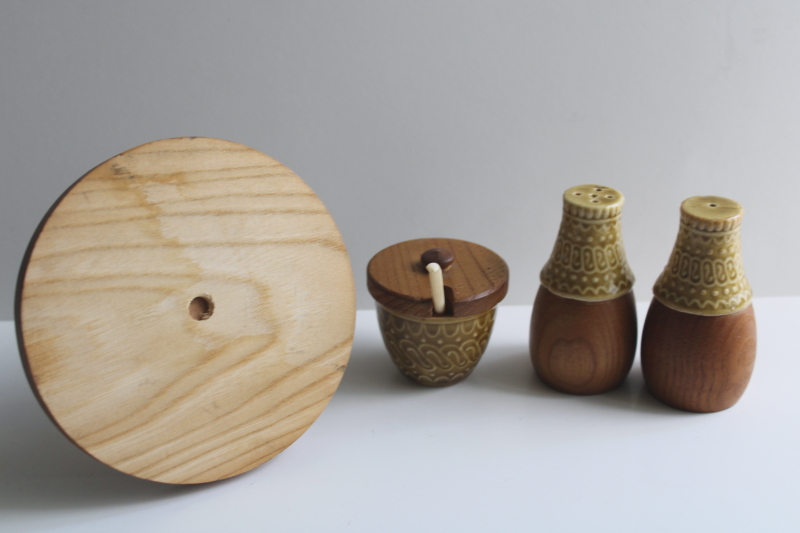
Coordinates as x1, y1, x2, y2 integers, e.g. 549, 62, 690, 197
15, 137, 356, 484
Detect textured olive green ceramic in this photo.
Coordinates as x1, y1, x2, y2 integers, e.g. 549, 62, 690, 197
653, 195, 752, 316
540, 184, 635, 301
376, 305, 496, 386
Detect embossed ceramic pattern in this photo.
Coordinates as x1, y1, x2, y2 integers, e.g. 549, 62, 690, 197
540, 184, 635, 301
653, 196, 752, 316
376, 305, 496, 386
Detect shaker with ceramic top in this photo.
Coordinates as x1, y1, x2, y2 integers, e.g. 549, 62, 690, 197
367, 238, 509, 386
641, 196, 756, 413
530, 184, 637, 395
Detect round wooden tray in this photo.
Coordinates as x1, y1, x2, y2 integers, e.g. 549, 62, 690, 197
15, 138, 355, 484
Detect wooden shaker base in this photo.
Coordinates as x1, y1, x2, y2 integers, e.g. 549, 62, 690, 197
529, 286, 637, 395
641, 298, 756, 413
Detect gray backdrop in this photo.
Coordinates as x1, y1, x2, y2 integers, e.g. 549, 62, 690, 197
2, 1, 798, 321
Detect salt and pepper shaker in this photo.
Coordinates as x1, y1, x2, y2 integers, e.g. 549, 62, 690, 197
367, 238, 509, 386
641, 196, 756, 412
530, 185, 637, 394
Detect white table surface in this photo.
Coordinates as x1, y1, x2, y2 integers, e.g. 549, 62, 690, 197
1, 298, 798, 532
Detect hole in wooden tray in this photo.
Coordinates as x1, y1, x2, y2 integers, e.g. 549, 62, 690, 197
189, 295, 214, 321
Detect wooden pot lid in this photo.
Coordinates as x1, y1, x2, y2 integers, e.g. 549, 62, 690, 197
367, 238, 509, 318
15, 138, 356, 484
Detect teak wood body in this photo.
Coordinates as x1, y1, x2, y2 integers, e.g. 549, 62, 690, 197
15, 137, 356, 484
530, 286, 637, 395
641, 298, 756, 413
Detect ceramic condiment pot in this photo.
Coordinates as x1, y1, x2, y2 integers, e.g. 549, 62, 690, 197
530, 184, 637, 395
641, 196, 756, 413
367, 238, 509, 386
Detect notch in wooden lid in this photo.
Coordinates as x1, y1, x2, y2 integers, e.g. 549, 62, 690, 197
367, 238, 509, 318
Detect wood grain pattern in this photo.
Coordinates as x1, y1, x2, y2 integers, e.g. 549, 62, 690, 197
641, 298, 756, 413
367, 238, 509, 318
15, 137, 356, 484
529, 285, 637, 395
